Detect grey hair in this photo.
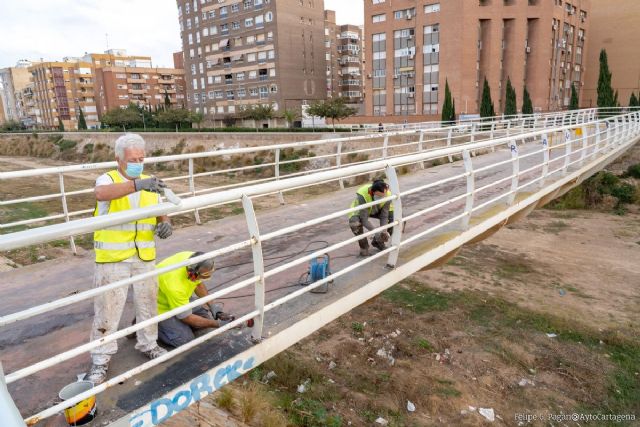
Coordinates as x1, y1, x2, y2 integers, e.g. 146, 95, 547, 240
190, 252, 215, 273
114, 133, 146, 159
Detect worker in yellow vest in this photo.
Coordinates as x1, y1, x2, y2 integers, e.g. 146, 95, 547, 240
156, 251, 235, 348
348, 179, 394, 257
88, 133, 172, 385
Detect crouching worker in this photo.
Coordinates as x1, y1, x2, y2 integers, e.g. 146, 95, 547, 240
156, 251, 235, 347
348, 179, 394, 257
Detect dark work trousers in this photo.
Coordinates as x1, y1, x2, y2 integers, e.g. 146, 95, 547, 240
158, 304, 213, 348
348, 212, 394, 250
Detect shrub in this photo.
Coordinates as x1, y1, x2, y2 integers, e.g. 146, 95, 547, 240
625, 163, 640, 179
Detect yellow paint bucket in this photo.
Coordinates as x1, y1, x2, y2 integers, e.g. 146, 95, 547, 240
58, 381, 97, 426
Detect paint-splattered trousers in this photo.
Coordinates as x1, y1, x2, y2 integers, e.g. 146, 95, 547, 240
90, 259, 159, 365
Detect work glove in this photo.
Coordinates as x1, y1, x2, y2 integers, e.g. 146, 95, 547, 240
209, 302, 235, 321
155, 221, 172, 239
134, 176, 166, 193
374, 231, 390, 243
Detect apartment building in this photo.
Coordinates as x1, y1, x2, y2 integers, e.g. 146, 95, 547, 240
81, 49, 153, 68
582, 0, 640, 107
29, 60, 100, 130
176, 0, 327, 125
94, 67, 186, 114
0, 61, 33, 124
325, 10, 365, 112
364, 0, 590, 119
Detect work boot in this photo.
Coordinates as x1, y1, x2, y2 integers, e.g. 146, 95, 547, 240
142, 345, 168, 360
87, 363, 109, 385
359, 247, 369, 257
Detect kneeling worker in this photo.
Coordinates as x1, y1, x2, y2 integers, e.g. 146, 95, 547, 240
156, 251, 235, 347
348, 179, 394, 256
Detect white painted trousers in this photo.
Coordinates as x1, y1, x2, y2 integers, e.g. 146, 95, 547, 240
90, 259, 158, 365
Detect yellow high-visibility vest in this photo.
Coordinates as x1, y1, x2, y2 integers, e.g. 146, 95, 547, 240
348, 184, 394, 218
93, 170, 159, 263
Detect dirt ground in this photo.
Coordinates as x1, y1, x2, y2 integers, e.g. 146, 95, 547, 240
165, 206, 639, 427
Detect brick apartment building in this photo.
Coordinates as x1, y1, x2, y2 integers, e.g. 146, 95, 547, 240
25, 50, 184, 130
176, 0, 327, 126
325, 10, 365, 113
582, 0, 640, 107
364, 0, 591, 120
0, 61, 33, 124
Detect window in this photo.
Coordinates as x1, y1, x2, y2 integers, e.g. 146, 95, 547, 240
232, 21, 240, 30
372, 0, 385, 4
220, 6, 228, 16
237, 72, 245, 81
249, 87, 258, 96
265, 11, 273, 22
424, 3, 440, 13
249, 70, 257, 79
231, 4, 239, 12
244, 0, 253, 9
247, 35, 256, 44
256, 15, 264, 27
238, 88, 246, 97
372, 14, 386, 23
245, 17, 254, 27
247, 53, 256, 62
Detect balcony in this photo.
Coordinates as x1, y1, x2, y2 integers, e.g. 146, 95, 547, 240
159, 78, 176, 84
129, 89, 147, 95
127, 78, 146, 84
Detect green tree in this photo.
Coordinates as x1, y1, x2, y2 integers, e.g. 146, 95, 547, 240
441, 79, 455, 124
190, 111, 204, 130
164, 90, 172, 110
242, 104, 275, 130
504, 77, 517, 117
480, 78, 495, 119
157, 108, 192, 131
282, 108, 300, 128
597, 49, 616, 111
1, 120, 26, 131
452, 99, 456, 123
307, 98, 356, 130
630, 92, 639, 108
57, 117, 65, 132
78, 108, 87, 130
569, 83, 579, 110
522, 87, 533, 115
101, 104, 143, 130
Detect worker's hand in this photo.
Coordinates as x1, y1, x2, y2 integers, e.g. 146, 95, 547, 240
375, 231, 390, 243
156, 221, 172, 239
134, 176, 166, 193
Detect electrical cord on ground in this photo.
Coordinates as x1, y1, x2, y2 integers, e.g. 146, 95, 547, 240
204, 240, 356, 300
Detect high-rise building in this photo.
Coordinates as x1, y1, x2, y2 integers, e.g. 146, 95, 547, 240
29, 60, 100, 130
0, 61, 34, 124
94, 66, 186, 114
174, 51, 185, 70
176, 0, 327, 126
325, 10, 365, 113
582, 0, 640, 107
364, 0, 590, 119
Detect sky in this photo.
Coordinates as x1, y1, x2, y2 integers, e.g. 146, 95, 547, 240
0, 0, 364, 69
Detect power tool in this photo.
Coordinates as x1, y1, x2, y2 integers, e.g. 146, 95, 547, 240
303, 254, 332, 294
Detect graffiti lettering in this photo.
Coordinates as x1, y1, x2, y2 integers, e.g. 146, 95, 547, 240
129, 356, 255, 427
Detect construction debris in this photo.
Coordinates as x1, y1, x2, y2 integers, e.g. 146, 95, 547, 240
479, 407, 495, 422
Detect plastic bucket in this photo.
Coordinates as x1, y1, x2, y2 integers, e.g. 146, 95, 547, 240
58, 381, 97, 426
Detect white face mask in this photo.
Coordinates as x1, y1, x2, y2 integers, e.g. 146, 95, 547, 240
373, 195, 382, 201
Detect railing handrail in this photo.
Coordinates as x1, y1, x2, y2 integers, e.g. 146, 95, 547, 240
0, 112, 634, 252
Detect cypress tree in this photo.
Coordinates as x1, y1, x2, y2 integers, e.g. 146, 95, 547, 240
522, 87, 533, 115
441, 79, 454, 124
480, 78, 495, 119
629, 92, 639, 108
164, 90, 171, 110
569, 83, 579, 110
597, 49, 615, 109
451, 99, 456, 123
58, 117, 65, 132
504, 77, 517, 117
78, 108, 87, 130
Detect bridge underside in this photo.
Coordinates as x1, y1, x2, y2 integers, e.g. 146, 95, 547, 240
1, 131, 637, 425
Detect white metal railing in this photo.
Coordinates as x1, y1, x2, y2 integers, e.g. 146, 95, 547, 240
0, 108, 599, 250
0, 110, 638, 426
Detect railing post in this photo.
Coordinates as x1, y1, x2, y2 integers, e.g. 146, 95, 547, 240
446, 128, 453, 163
0, 362, 25, 427
188, 158, 201, 225
580, 125, 588, 166
384, 165, 403, 269
418, 130, 426, 169
506, 120, 512, 137
382, 134, 389, 159
274, 148, 285, 205
241, 195, 265, 343
563, 129, 572, 175
462, 149, 474, 229
540, 133, 549, 189
508, 139, 519, 205
470, 123, 477, 157
606, 120, 613, 150
336, 140, 345, 189
58, 173, 77, 255
490, 122, 496, 152
592, 124, 601, 160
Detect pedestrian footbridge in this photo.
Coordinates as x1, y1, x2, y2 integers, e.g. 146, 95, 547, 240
0, 109, 638, 426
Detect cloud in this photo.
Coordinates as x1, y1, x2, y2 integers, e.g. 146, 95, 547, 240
324, 0, 364, 26
0, 0, 181, 68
